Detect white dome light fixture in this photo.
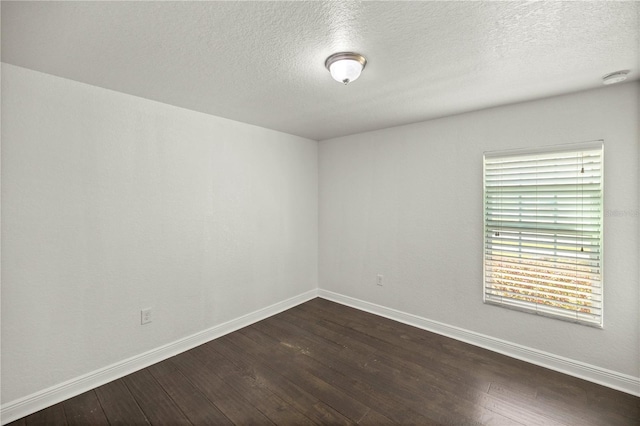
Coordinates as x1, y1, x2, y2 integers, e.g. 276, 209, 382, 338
602, 70, 630, 85
325, 52, 367, 85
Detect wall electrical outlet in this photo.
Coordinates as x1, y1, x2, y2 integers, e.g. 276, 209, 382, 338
376, 274, 384, 286
141, 308, 152, 325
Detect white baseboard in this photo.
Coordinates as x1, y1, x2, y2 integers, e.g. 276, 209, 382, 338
318, 289, 640, 397
0, 289, 318, 425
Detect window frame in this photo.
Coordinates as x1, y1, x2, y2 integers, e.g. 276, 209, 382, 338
482, 140, 604, 328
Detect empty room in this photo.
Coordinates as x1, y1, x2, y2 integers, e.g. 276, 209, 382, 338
1, 1, 639, 425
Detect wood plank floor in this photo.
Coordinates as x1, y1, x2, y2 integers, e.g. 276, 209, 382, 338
8, 298, 639, 425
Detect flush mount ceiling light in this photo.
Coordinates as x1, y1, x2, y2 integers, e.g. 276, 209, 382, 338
602, 70, 630, 85
325, 52, 367, 85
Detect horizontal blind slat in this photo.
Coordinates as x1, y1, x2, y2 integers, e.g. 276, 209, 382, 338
486, 254, 602, 269
485, 233, 601, 244
485, 289, 601, 313
485, 273, 601, 296
484, 264, 601, 286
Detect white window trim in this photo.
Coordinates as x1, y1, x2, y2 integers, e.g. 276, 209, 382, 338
483, 140, 604, 328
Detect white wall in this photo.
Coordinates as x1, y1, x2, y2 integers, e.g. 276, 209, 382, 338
319, 82, 639, 378
1, 64, 318, 404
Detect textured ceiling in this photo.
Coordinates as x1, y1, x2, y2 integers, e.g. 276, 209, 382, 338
2, 1, 638, 141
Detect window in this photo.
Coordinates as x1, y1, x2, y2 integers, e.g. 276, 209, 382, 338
483, 141, 603, 327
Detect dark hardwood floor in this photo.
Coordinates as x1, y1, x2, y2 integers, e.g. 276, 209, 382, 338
9, 298, 639, 425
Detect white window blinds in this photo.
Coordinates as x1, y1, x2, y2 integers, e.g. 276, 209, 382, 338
483, 141, 604, 327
